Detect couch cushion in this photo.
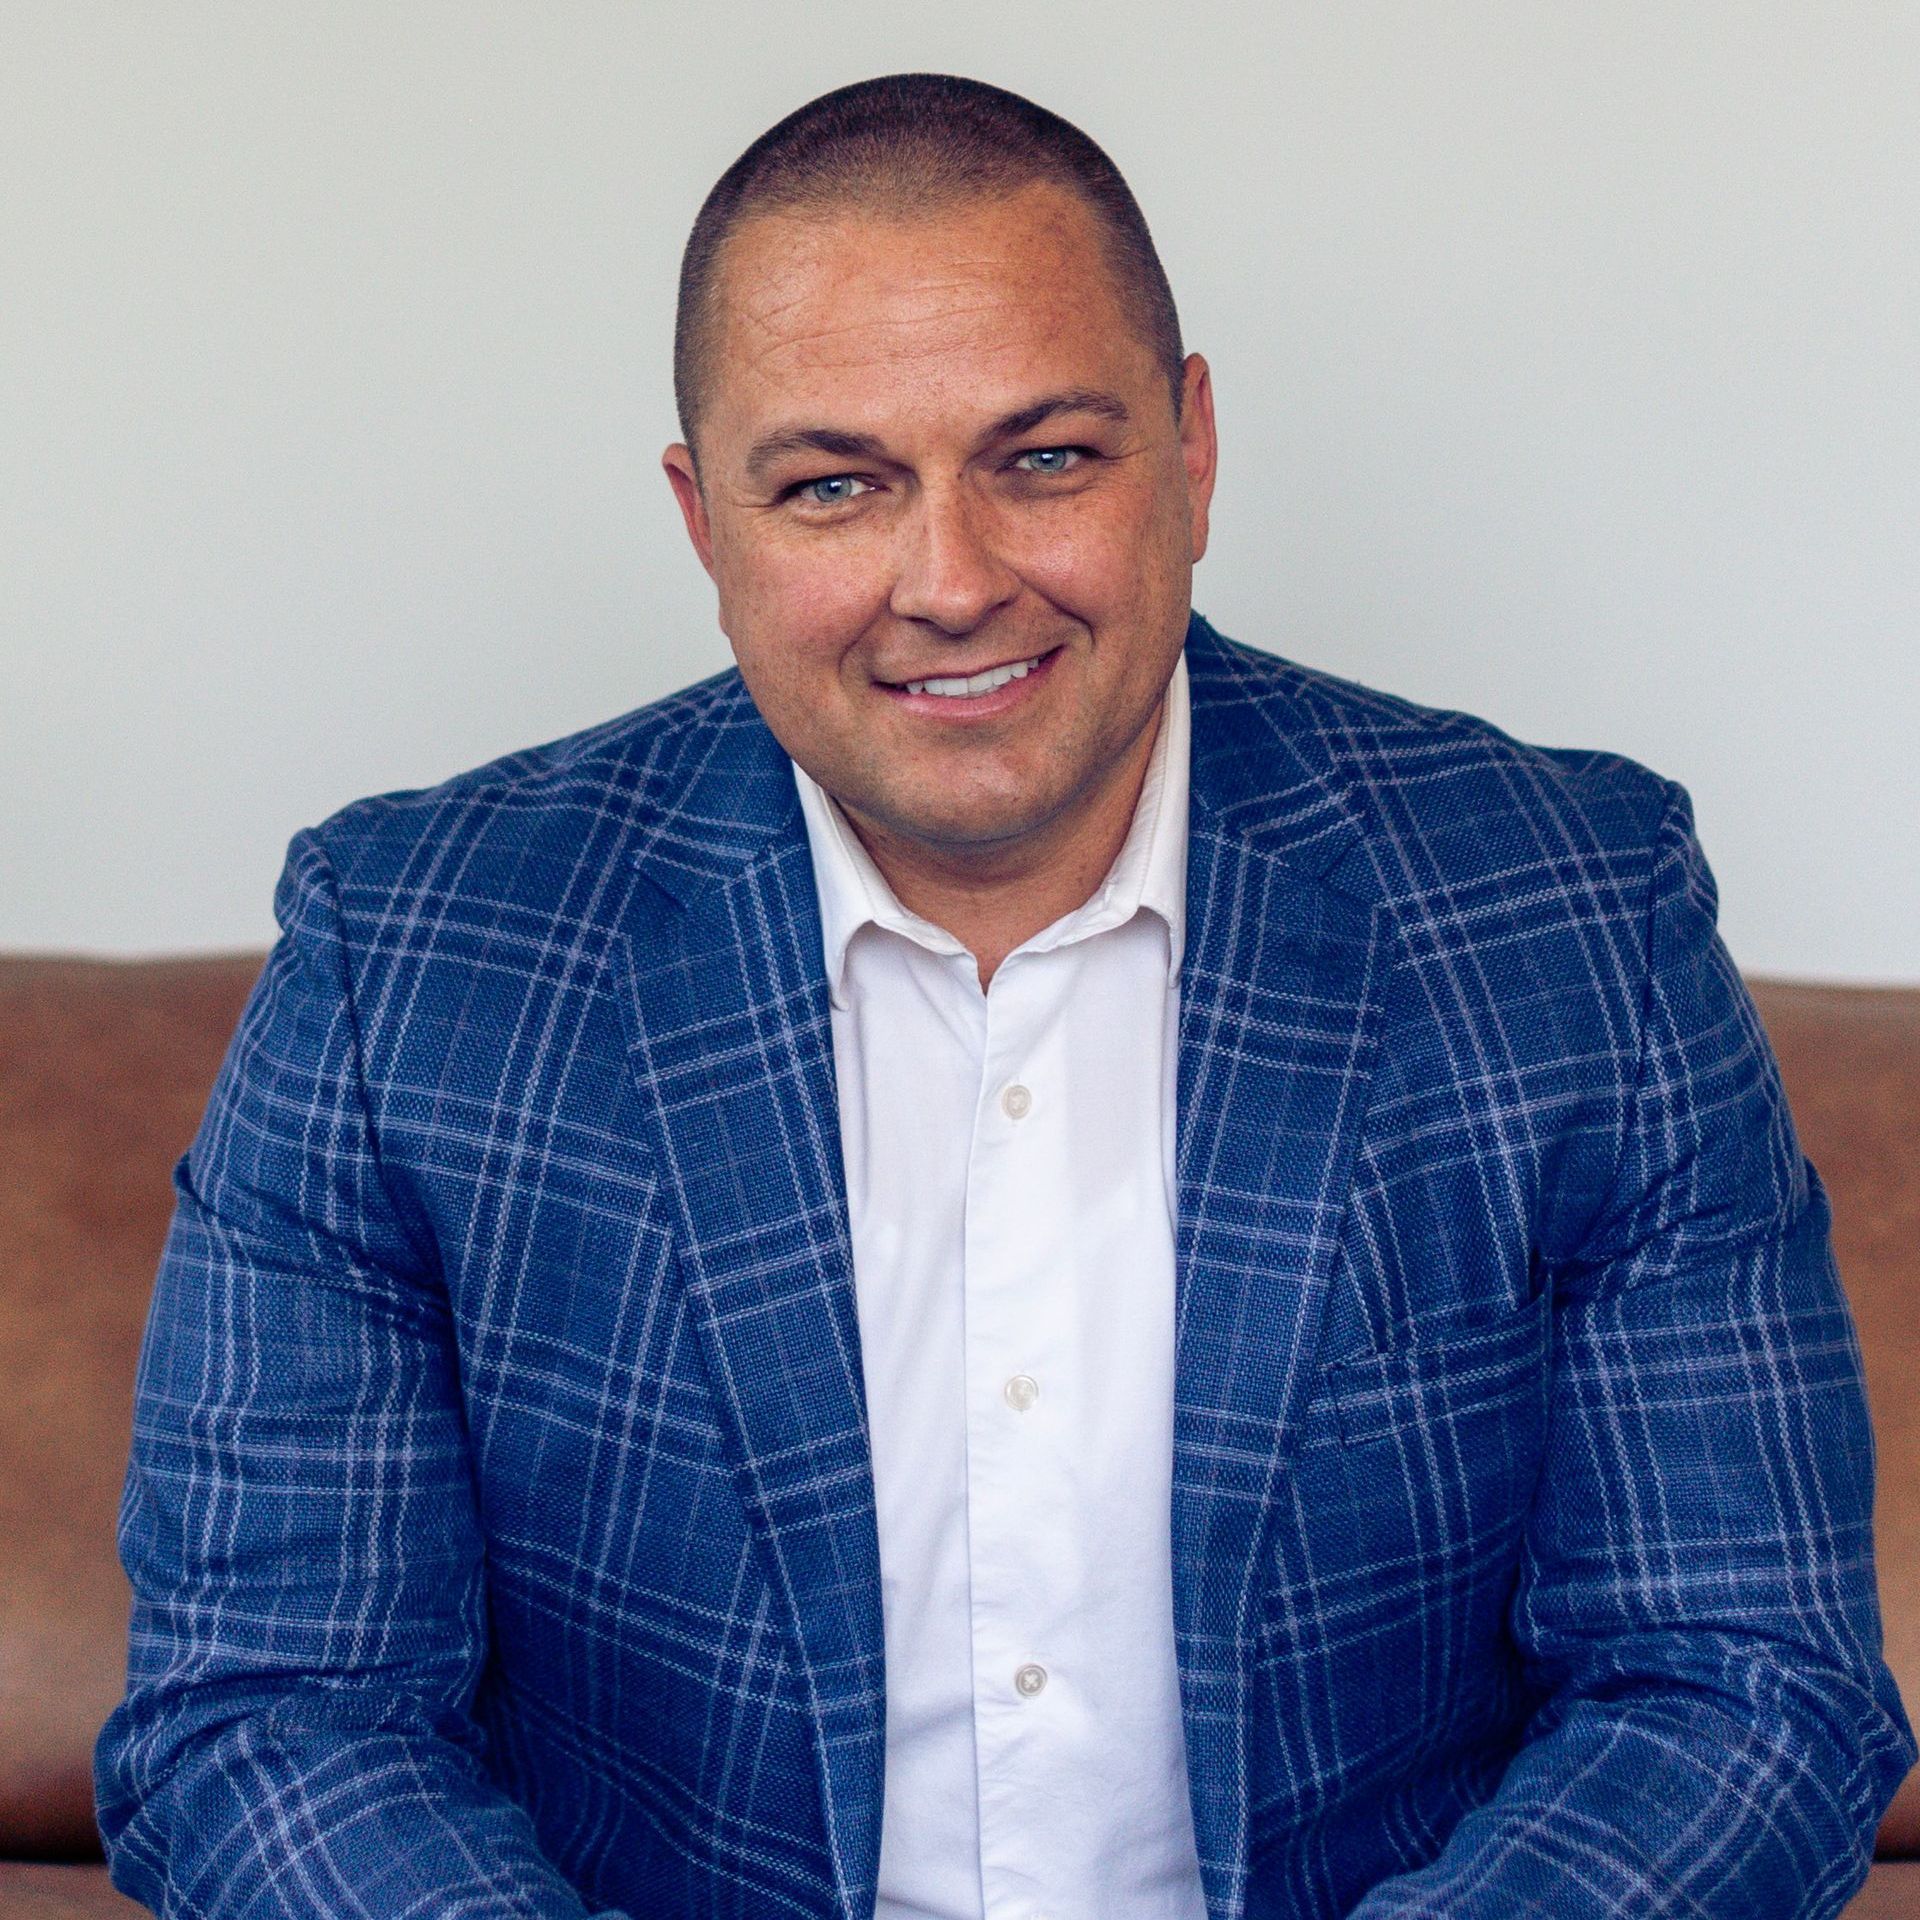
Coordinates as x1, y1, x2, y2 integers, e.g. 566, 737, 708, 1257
1752, 982, 1920, 1857
0, 1863, 147, 1919
0, 957, 261, 1859
1847, 1859, 1920, 1916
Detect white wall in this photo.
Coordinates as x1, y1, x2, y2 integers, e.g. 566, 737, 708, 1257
3, 2, 1915, 980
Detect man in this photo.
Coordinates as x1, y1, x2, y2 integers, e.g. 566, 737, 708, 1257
98, 73, 1913, 1920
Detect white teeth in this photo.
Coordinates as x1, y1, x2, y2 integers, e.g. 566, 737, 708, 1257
903, 655, 1042, 698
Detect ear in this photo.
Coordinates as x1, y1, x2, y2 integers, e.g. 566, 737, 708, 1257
662, 443, 717, 579
1176, 354, 1218, 565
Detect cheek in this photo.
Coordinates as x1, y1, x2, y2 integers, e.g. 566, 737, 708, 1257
715, 531, 886, 682
1013, 480, 1182, 617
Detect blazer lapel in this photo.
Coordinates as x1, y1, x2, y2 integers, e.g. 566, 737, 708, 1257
612, 687, 884, 1920
1172, 620, 1395, 1920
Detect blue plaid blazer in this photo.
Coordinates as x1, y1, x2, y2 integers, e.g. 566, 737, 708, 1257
99, 615, 1914, 1918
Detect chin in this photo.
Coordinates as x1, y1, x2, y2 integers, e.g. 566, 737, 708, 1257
907, 795, 1065, 853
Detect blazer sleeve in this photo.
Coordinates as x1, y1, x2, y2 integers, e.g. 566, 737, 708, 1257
94, 829, 634, 1919
1348, 782, 1917, 1919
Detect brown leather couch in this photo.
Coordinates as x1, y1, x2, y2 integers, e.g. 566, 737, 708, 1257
2, 955, 1916, 1917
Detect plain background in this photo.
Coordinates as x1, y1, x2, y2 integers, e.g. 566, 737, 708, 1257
3, 2, 1915, 980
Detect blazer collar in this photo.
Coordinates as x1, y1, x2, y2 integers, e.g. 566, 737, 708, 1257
624, 613, 1375, 906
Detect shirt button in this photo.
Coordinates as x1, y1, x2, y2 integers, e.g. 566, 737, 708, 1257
1003, 1373, 1039, 1413
1014, 1662, 1048, 1698
999, 1082, 1033, 1120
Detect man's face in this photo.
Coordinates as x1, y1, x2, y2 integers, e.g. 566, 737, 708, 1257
663, 181, 1216, 866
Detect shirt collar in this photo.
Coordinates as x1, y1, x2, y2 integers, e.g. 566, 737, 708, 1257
793, 651, 1191, 1005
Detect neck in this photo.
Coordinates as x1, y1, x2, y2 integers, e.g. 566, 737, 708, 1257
841, 700, 1164, 990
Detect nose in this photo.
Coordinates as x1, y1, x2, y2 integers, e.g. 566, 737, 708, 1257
887, 482, 1020, 636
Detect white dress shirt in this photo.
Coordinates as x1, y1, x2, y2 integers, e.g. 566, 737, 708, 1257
792, 656, 1208, 1920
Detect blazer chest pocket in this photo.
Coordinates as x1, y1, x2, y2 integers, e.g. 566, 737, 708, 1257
1299, 1287, 1552, 1453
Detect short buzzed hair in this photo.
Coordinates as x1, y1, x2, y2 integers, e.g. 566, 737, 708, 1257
673, 73, 1185, 452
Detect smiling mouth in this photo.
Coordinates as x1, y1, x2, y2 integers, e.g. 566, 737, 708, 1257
885, 647, 1059, 698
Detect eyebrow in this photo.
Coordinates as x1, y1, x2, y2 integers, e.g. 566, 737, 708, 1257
743, 426, 886, 484
994, 386, 1133, 438
741, 387, 1135, 485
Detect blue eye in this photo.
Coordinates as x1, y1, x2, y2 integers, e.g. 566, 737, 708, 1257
797, 475, 870, 506
1016, 447, 1080, 475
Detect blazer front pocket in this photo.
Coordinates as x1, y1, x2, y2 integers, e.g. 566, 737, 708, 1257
1306, 1287, 1552, 1452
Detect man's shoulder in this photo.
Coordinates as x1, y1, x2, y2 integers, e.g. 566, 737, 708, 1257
298, 660, 767, 898
1189, 618, 1682, 898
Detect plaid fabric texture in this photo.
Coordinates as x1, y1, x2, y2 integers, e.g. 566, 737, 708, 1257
96, 615, 1915, 1918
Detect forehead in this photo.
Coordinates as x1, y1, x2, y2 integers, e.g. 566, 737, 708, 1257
702, 182, 1157, 441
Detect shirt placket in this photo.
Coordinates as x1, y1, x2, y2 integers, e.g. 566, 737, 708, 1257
963, 946, 1077, 1920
